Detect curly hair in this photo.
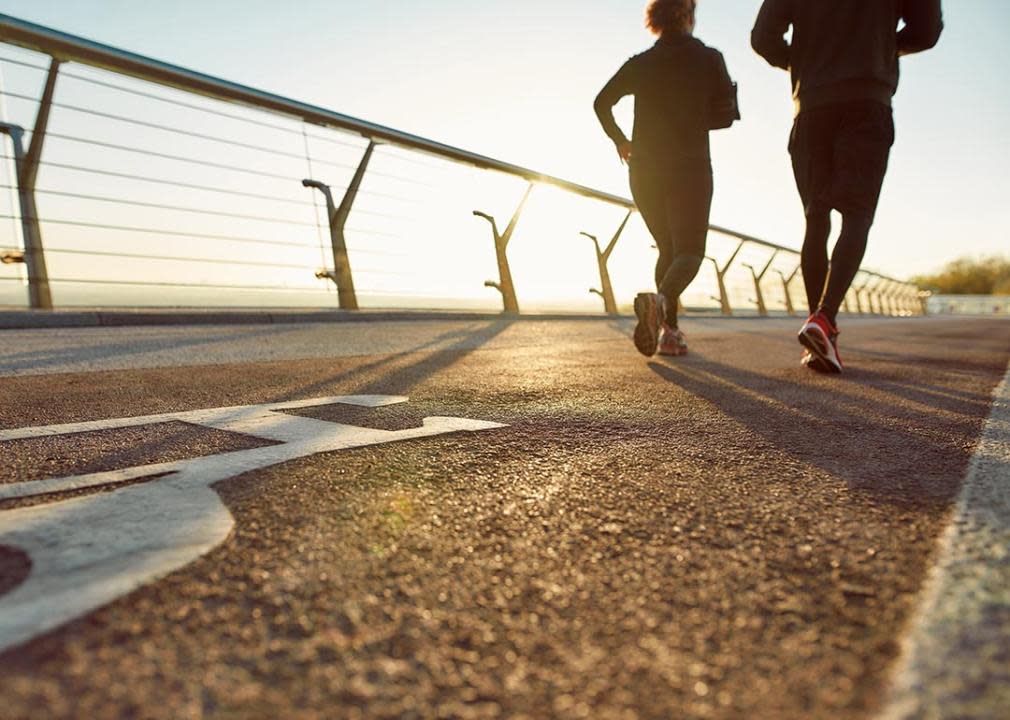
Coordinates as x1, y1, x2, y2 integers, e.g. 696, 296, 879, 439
645, 0, 697, 36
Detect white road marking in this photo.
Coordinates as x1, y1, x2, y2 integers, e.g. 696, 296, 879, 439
0, 395, 408, 442
880, 365, 1010, 719
0, 396, 506, 653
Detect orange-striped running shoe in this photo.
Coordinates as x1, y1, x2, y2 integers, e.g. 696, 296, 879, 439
798, 311, 843, 374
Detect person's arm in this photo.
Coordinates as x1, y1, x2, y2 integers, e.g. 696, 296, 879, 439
594, 58, 636, 159
709, 50, 740, 129
713, 51, 734, 100
898, 0, 943, 56
751, 0, 792, 70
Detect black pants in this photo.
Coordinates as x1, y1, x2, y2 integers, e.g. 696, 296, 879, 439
630, 161, 713, 328
790, 101, 895, 320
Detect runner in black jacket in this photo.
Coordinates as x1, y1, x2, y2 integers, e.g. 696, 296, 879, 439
595, 0, 736, 358
752, 0, 943, 373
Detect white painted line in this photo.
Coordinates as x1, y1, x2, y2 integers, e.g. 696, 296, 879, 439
0, 394, 409, 442
0, 396, 505, 653
880, 365, 1010, 719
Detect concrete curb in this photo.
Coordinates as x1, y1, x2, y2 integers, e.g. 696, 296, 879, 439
0, 308, 727, 330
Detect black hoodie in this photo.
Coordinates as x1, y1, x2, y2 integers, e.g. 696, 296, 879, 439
594, 34, 734, 167
751, 0, 943, 113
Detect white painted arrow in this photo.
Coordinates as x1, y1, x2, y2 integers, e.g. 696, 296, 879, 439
0, 395, 505, 653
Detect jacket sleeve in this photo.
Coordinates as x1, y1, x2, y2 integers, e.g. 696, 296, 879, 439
898, 0, 943, 55
713, 51, 734, 99
751, 0, 792, 70
594, 58, 637, 147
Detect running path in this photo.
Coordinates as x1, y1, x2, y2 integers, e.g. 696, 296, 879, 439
0, 316, 1007, 719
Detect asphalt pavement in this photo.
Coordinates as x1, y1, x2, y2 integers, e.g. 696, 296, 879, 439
0, 315, 1007, 720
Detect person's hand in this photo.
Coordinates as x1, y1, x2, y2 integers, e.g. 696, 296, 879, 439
617, 141, 633, 165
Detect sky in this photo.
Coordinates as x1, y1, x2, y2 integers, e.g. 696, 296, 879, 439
0, 0, 1007, 306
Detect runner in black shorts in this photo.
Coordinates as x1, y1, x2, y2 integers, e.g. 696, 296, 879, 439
595, 0, 737, 358
752, 0, 943, 373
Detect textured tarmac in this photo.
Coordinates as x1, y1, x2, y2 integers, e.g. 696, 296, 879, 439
0, 316, 1007, 719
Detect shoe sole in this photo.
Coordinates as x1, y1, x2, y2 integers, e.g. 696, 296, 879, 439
658, 341, 688, 357
798, 324, 842, 374
633, 293, 660, 357
802, 352, 832, 373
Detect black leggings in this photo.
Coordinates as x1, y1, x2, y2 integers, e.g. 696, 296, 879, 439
630, 162, 713, 327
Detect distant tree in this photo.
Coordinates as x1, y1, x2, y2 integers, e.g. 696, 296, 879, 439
913, 256, 1010, 295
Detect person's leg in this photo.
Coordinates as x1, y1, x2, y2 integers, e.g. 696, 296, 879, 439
818, 103, 895, 324
629, 163, 671, 356
657, 167, 713, 328
817, 213, 872, 323
789, 108, 836, 315
630, 164, 673, 293
801, 210, 832, 313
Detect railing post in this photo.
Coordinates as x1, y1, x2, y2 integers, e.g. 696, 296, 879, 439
879, 279, 893, 315
0, 57, 60, 310
474, 183, 532, 315
301, 140, 374, 310
774, 264, 800, 316
581, 209, 632, 315
706, 240, 745, 316
882, 280, 896, 316
906, 285, 919, 316
912, 286, 924, 316
743, 250, 777, 317
870, 276, 888, 315
895, 286, 907, 316
887, 282, 902, 317
854, 275, 871, 315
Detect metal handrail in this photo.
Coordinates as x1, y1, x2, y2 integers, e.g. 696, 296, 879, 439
0, 14, 631, 207
0, 12, 922, 316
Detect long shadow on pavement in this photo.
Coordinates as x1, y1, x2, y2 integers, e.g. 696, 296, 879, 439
273, 318, 515, 402
648, 353, 999, 510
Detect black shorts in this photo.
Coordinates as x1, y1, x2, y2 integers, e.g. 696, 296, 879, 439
789, 101, 895, 221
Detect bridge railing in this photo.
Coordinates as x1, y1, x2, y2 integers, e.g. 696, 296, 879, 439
0, 14, 926, 318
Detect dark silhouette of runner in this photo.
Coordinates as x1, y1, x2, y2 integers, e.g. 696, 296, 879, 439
595, 0, 738, 357
752, 0, 943, 373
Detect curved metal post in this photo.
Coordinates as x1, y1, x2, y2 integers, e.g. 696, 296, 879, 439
886, 282, 903, 317
705, 240, 745, 316
854, 275, 872, 315
0, 57, 60, 309
907, 285, 920, 316
474, 183, 532, 315
869, 276, 889, 315
774, 264, 800, 316
880, 282, 894, 316
878, 280, 893, 316
743, 250, 778, 317
581, 209, 632, 315
301, 141, 374, 310
904, 285, 917, 316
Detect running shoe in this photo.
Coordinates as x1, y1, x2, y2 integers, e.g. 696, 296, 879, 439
658, 324, 689, 356
798, 312, 843, 373
801, 349, 832, 373
633, 292, 665, 357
